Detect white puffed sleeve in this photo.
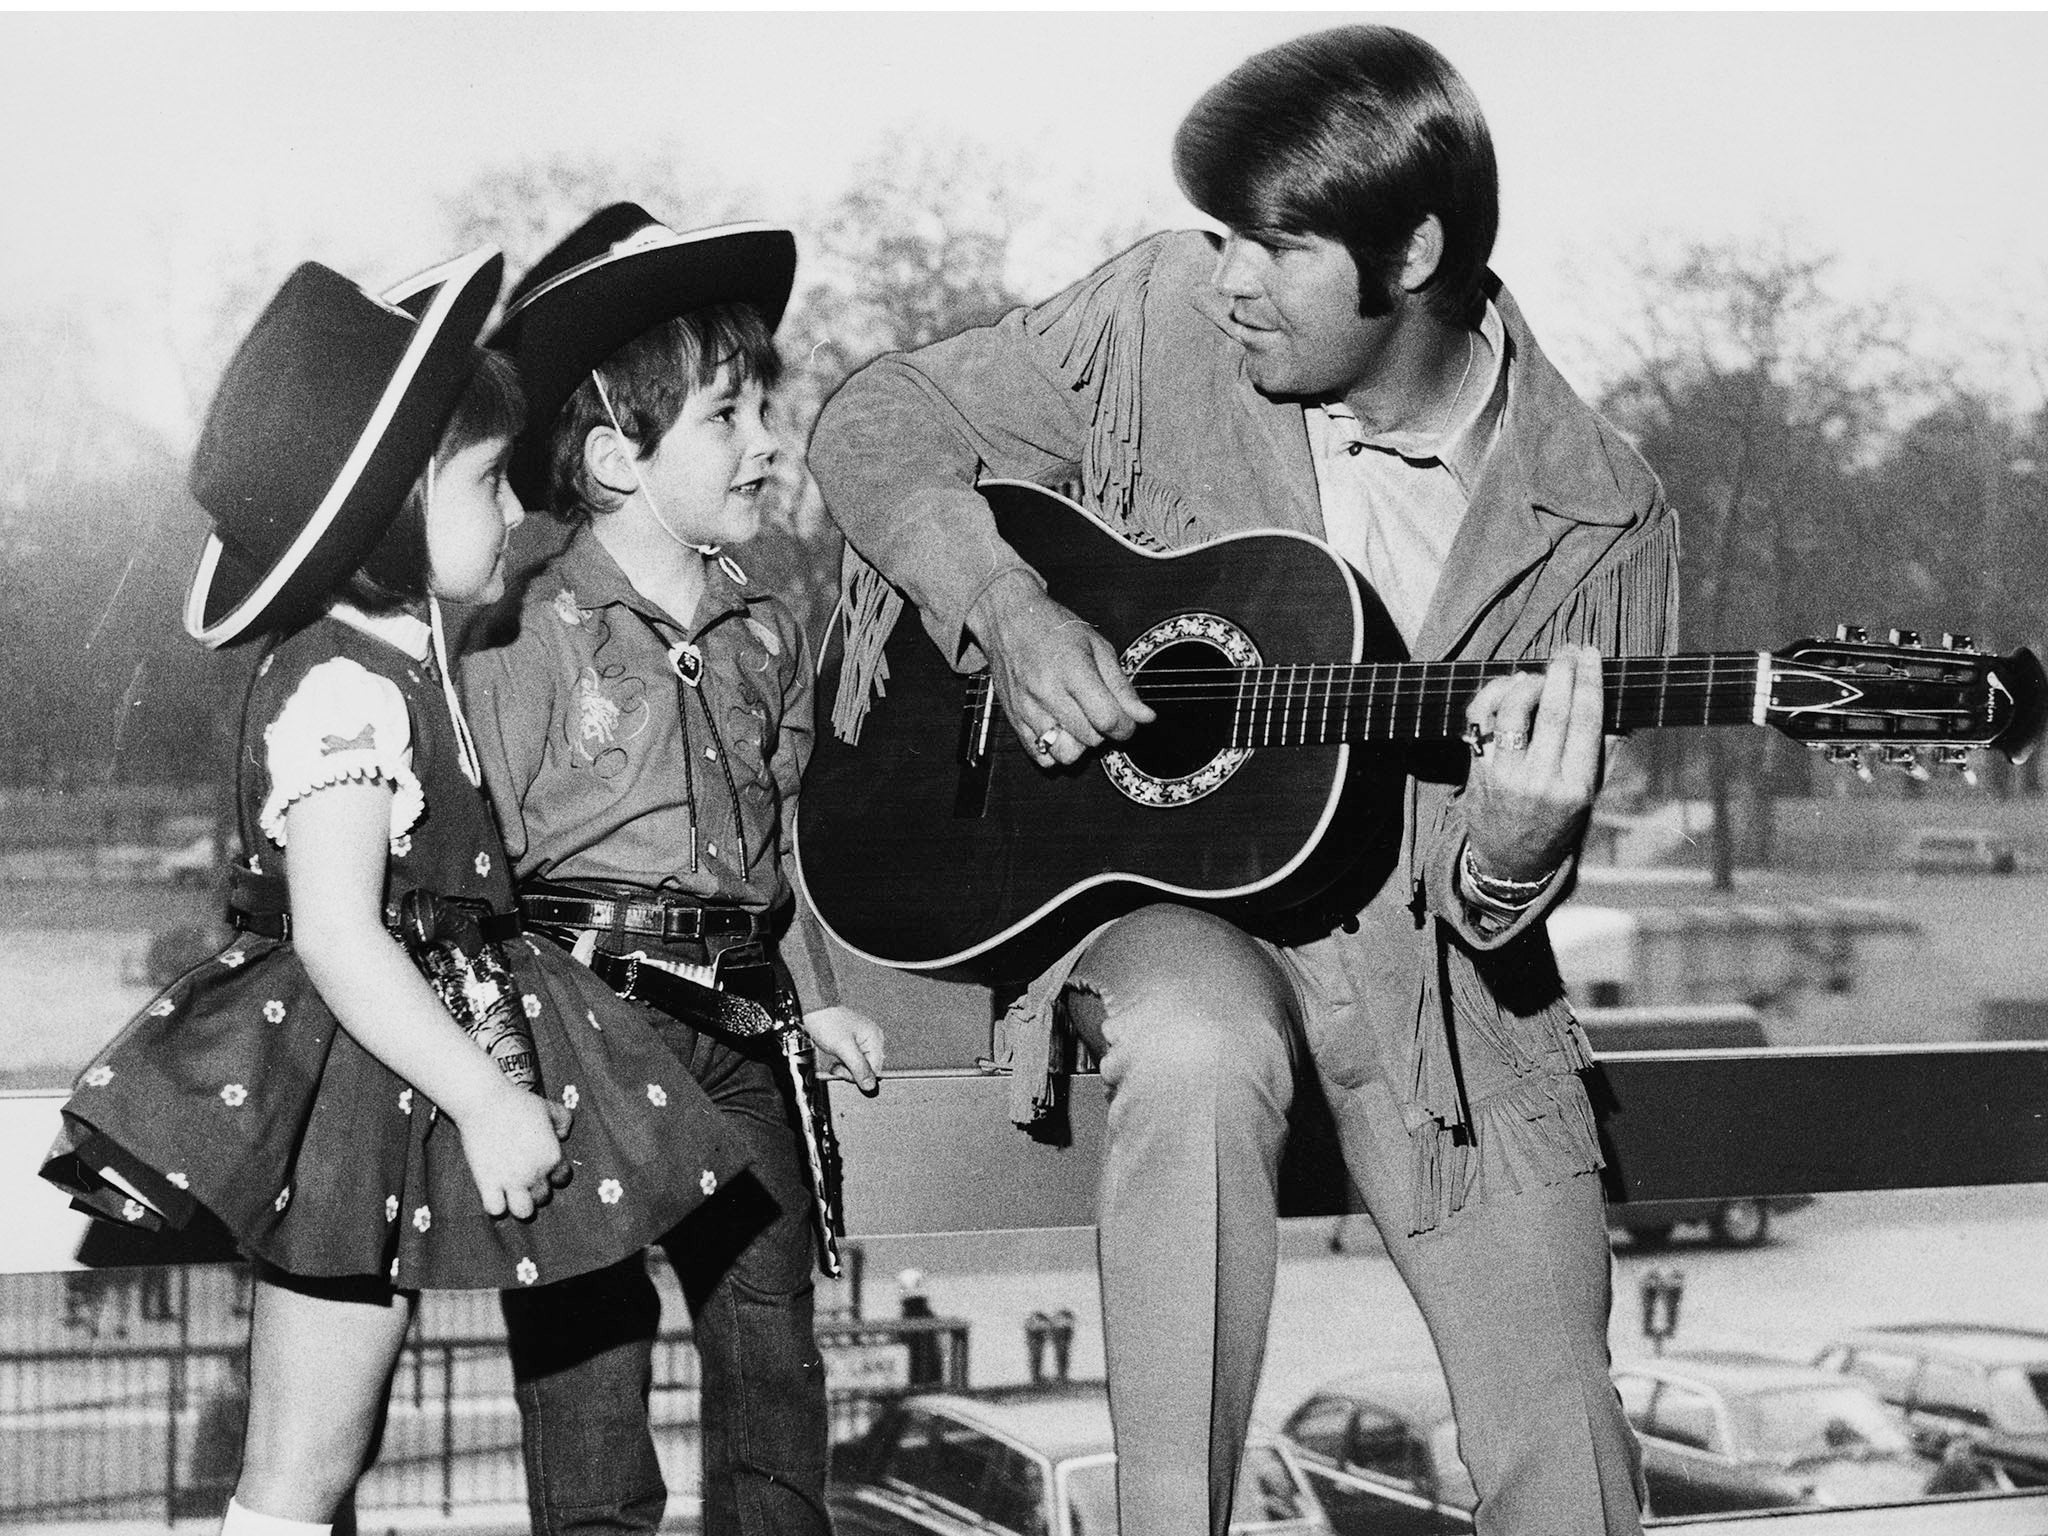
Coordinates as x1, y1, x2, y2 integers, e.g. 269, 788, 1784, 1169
259, 657, 425, 851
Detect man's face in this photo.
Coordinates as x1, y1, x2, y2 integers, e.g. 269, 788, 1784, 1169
1210, 230, 1395, 402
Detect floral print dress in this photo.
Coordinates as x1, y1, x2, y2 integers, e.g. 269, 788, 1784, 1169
42, 610, 746, 1291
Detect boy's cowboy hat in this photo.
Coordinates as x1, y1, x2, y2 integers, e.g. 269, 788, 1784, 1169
488, 204, 797, 506
183, 247, 504, 648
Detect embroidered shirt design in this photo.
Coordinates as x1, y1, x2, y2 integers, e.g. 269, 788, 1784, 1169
569, 668, 649, 776
320, 725, 377, 755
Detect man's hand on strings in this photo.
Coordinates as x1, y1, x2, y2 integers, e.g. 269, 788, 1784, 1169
1460, 645, 1608, 883
966, 569, 1153, 767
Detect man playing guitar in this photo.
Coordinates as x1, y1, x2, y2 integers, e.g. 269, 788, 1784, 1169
811, 26, 1669, 1536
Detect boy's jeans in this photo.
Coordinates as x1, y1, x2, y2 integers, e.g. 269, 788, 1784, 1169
500, 1021, 829, 1536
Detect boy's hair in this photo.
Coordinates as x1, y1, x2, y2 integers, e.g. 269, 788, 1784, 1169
1172, 25, 1498, 327
347, 346, 526, 612
543, 303, 783, 525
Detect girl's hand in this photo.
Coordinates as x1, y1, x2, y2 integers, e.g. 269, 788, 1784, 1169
801, 1005, 886, 1095
454, 1086, 574, 1221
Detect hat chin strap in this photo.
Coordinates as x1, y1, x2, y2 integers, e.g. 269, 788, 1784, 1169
421, 458, 484, 789
590, 370, 722, 558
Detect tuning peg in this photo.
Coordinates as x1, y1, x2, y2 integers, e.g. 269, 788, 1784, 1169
1888, 628, 1922, 648
1937, 745, 1980, 786
1880, 745, 1932, 780
1835, 624, 1869, 643
1825, 744, 1874, 781
1941, 633, 1976, 653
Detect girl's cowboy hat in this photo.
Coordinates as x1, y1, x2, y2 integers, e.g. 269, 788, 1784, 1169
183, 246, 504, 648
488, 204, 796, 506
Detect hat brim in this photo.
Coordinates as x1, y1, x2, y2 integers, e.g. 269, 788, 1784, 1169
490, 223, 797, 507
184, 247, 502, 648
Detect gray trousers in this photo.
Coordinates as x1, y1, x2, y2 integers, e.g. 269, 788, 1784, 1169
1064, 904, 1643, 1536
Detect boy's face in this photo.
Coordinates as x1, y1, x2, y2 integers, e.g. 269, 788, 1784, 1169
634, 366, 782, 549
426, 434, 524, 603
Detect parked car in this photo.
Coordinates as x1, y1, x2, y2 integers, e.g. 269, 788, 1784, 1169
1899, 827, 2018, 875
1607, 1191, 1814, 1251
829, 1383, 1331, 1536
1278, 1368, 1475, 1533
1614, 1350, 1944, 1515
1813, 1323, 2048, 1486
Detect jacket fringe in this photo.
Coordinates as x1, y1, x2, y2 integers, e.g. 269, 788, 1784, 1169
1024, 238, 1165, 535
1408, 1069, 1604, 1236
1531, 514, 1680, 658
830, 550, 903, 746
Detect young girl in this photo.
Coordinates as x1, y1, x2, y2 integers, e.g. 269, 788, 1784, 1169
41, 248, 743, 1536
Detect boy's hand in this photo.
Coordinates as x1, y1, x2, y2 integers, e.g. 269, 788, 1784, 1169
457, 1084, 574, 1221
801, 1005, 886, 1095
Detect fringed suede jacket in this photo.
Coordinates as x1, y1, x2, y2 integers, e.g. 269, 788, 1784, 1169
808, 230, 1678, 1234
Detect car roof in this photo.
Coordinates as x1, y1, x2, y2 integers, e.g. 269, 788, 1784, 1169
1616, 1350, 1861, 1394
1305, 1367, 1456, 1426
1830, 1324, 2048, 1367
902, 1385, 1291, 1465
901, 1385, 1118, 1461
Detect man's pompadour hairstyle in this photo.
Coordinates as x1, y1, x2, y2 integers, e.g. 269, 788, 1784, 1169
1172, 25, 1498, 326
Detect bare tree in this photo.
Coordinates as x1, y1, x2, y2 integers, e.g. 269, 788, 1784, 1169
443, 151, 754, 291
1600, 235, 1914, 885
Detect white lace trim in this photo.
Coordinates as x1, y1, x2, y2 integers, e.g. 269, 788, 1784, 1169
259, 656, 425, 851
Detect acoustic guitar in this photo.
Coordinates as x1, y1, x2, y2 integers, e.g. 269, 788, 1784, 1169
795, 481, 2046, 984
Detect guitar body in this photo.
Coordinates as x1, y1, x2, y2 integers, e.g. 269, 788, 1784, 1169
798, 482, 2046, 982
796, 482, 1413, 983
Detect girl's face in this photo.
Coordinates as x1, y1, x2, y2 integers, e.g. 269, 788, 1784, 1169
632, 365, 782, 549
425, 434, 524, 604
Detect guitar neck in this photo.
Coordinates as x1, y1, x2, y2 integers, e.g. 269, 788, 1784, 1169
1135, 653, 1766, 747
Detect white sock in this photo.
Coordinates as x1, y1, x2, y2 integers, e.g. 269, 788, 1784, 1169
221, 1497, 333, 1536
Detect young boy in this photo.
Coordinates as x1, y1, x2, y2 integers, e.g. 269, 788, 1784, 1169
463, 204, 884, 1536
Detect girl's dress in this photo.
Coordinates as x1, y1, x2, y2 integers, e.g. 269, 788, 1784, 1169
42, 609, 746, 1291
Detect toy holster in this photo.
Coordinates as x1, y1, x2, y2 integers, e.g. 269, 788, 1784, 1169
395, 890, 542, 1095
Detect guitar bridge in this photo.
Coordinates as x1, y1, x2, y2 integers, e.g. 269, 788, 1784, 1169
954, 672, 995, 818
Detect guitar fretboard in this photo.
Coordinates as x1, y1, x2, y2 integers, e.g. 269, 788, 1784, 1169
1133, 654, 1765, 746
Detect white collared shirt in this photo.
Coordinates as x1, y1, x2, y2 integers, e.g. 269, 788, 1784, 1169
1306, 300, 1507, 648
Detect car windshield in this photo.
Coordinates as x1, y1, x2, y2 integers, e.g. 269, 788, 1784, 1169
1729, 1386, 1914, 1464
1064, 1447, 1312, 1534
1989, 1369, 2048, 1434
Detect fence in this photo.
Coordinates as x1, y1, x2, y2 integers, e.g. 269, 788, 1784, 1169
0, 1256, 969, 1527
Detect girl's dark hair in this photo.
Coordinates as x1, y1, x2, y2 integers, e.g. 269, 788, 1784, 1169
347, 347, 526, 611
543, 303, 783, 525
1172, 25, 1498, 326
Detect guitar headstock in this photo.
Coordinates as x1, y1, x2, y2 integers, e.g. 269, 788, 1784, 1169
1764, 628, 2047, 779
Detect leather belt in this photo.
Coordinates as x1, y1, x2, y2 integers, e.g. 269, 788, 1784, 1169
227, 864, 518, 943
518, 892, 772, 944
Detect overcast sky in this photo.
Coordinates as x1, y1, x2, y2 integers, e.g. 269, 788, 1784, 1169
4, 10, 2046, 442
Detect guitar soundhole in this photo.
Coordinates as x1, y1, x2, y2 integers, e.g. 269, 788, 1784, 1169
1102, 614, 1257, 808
1125, 641, 1239, 777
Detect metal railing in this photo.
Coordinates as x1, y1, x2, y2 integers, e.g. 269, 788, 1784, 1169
0, 1258, 968, 1526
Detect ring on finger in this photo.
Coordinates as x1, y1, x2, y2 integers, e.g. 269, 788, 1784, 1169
1462, 722, 1494, 759
1034, 726, 1062, 759
1502, 728, 1530, 751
